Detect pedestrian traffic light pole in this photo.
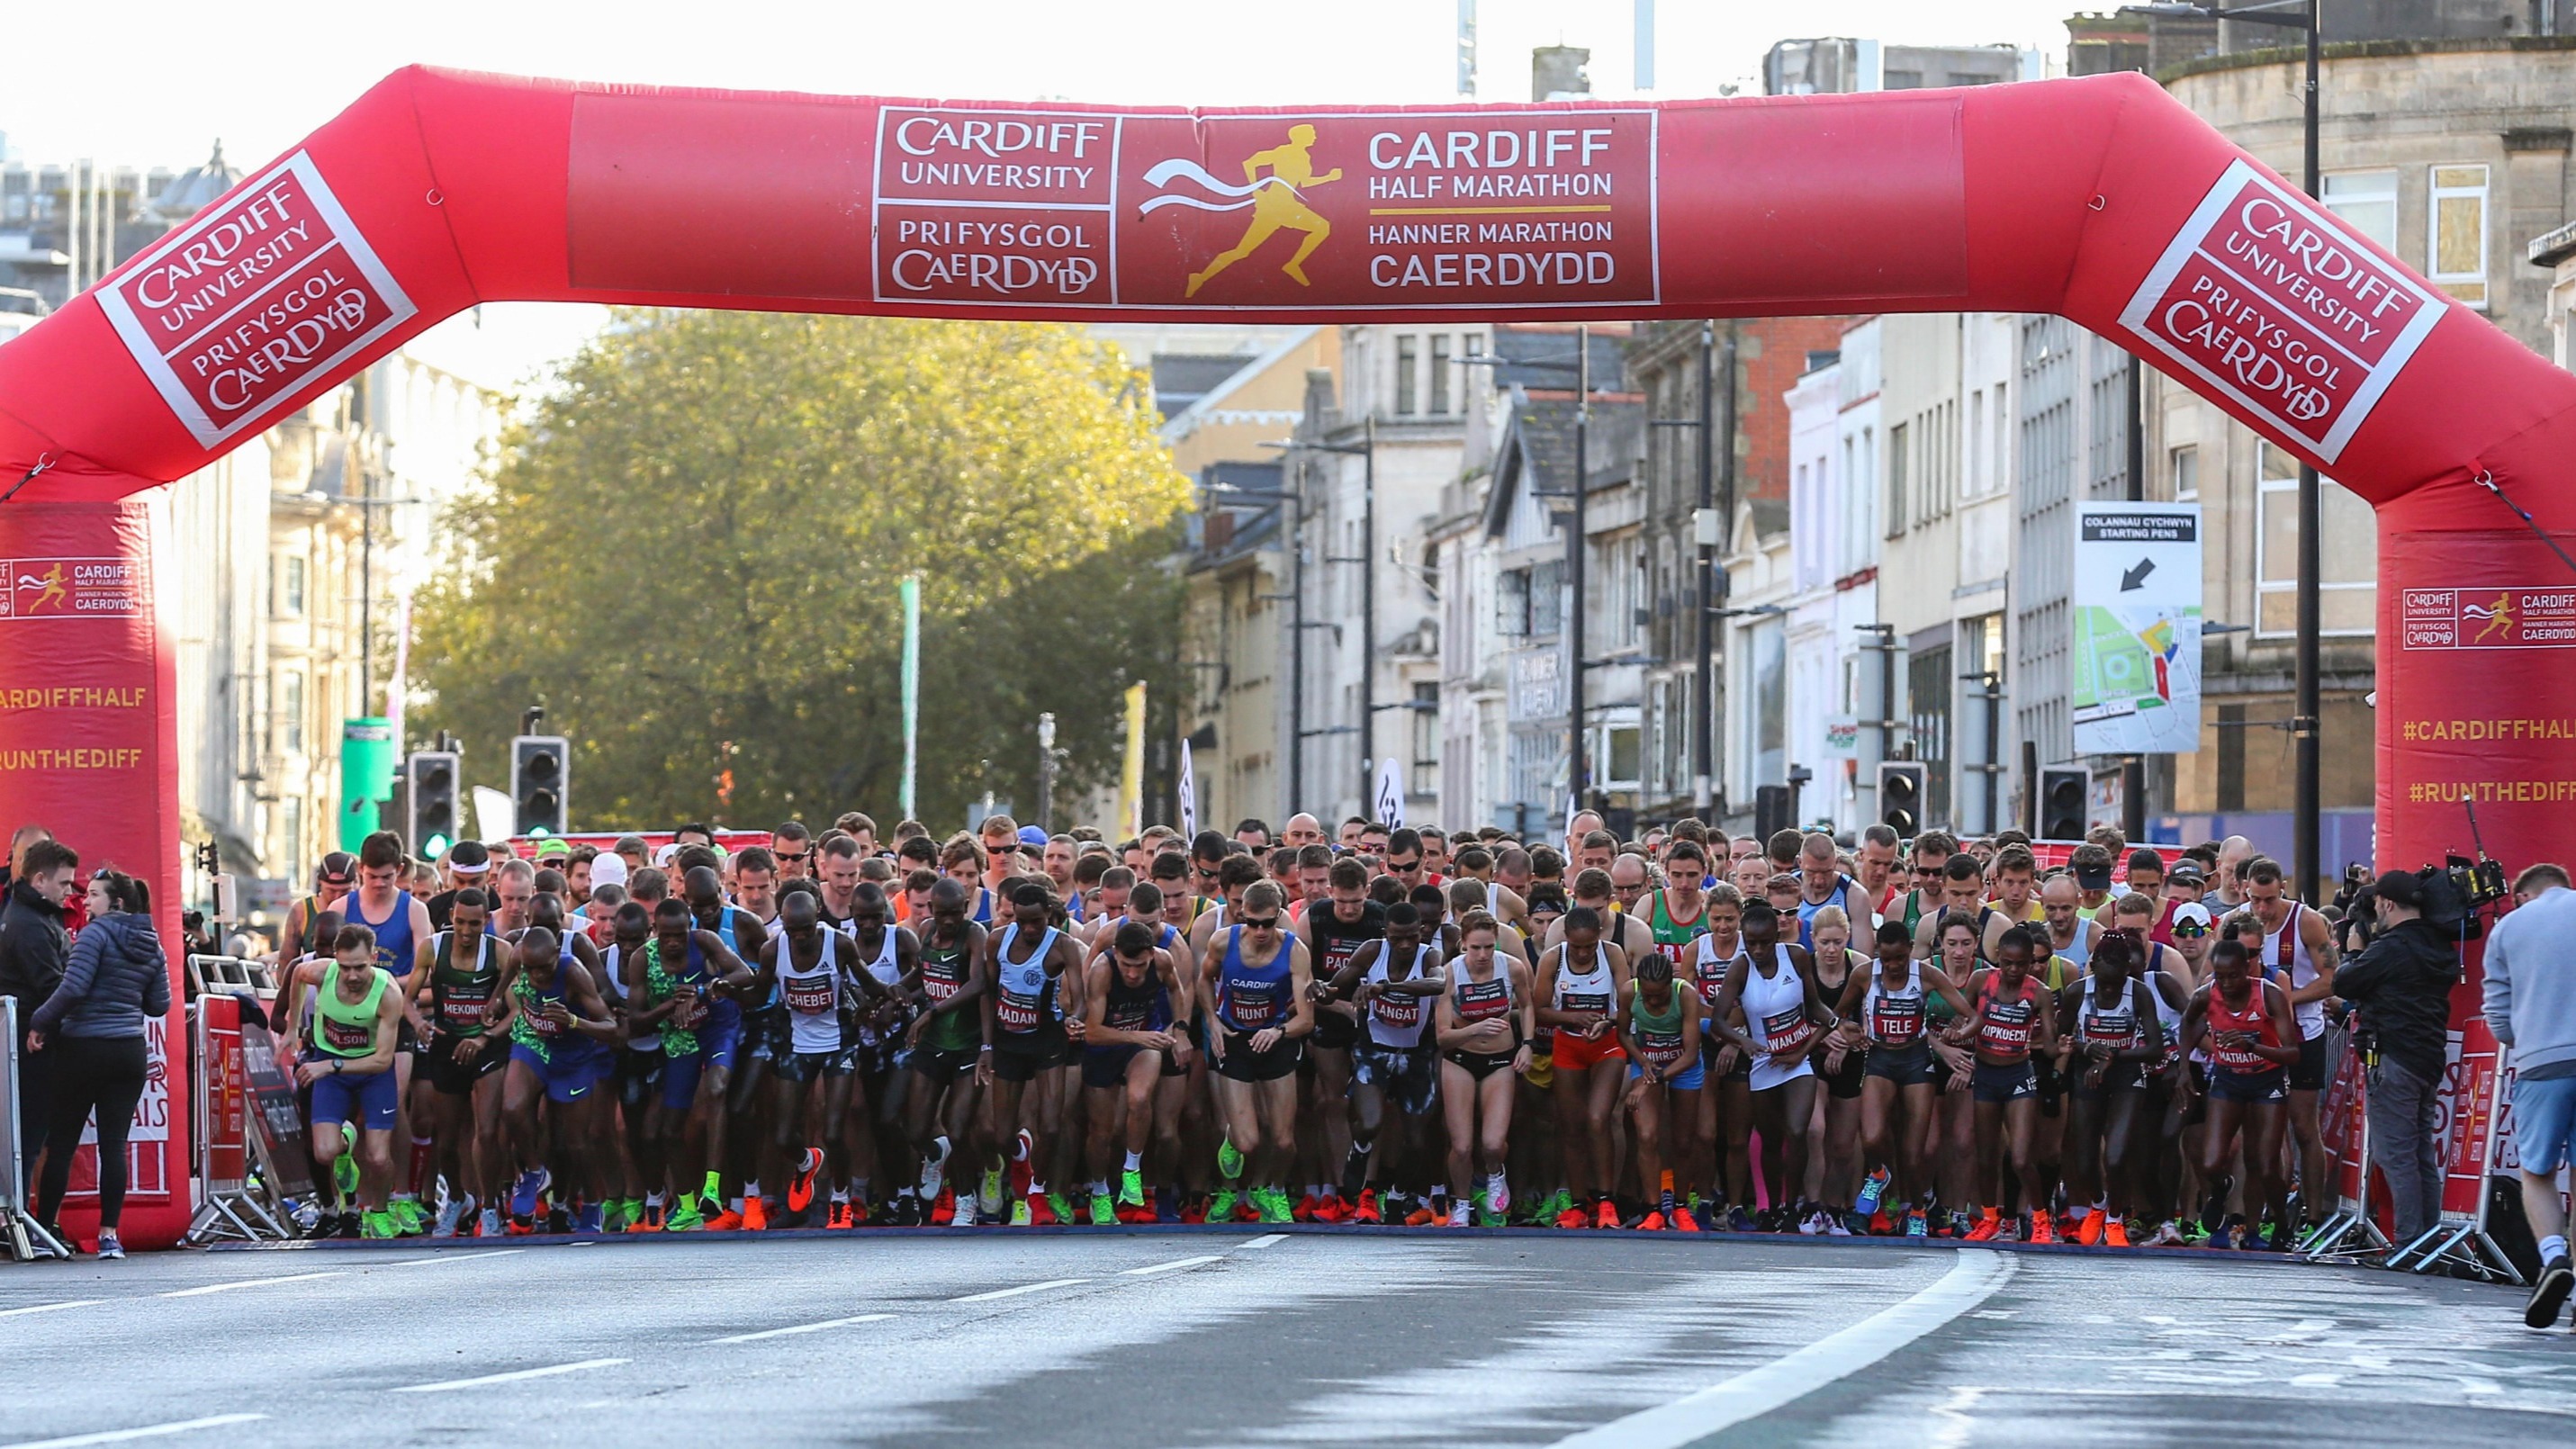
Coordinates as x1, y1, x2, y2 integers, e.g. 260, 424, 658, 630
2148, 0, 2323, 902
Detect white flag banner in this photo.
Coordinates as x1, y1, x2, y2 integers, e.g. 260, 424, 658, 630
1374, 757, 1405, 829
472, 785, 517, 844
1179, 740, 1199, 840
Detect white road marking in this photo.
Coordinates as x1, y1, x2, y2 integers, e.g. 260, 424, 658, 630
951, 1278, 1089, 1302
159, 1271, 345, 1298
1, 1413, 267, 1448
1925, 1385, 1986, 1449
2291, 1372, 2343, 1387
707, 1313, 895, 1345
1549, 1251, 2016, 1449
392, 1358, 630, 1393
2458, 1378, 2502, 1396
0, 1300, 104, 1318
1123, 1255, 1225, 1276
382, 1248, 527, 1267
1239, 1233, 1287, 1249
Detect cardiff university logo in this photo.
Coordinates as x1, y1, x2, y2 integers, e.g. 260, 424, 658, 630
1139, 124, 1344, 296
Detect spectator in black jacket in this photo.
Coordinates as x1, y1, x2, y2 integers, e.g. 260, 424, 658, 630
2333, 868, 2461, 1244
0, 836, 77, 1196
27, 867, 164, 1257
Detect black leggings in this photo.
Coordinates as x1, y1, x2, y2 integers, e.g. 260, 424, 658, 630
36, 1034, 149, 1230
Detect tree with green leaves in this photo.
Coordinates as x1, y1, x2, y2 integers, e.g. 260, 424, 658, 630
410, 310, 1186, 832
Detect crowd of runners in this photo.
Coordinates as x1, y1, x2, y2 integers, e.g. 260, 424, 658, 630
266, 809, 2349, 1251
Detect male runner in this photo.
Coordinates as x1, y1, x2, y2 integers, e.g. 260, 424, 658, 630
980, 883, 1085, 1226
629, 898, 757, 1231
412, 889, 507, 1236
1080, 921, 1193, 1223
752, 888, 864, 1228
904, 879, 992, 1224
836, 882, 921, 1224
1204, 881, 1316, 1225
1296, 857, 1383, 1221
297, 924, 409, 1238
490, 924, 622, 1232
1322, 903, 1445, 1224
1789, 833, 1869, 950
343, 832, 436, 1233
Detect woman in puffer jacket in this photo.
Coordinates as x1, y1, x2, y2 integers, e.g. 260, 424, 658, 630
27, 867, 167, 1257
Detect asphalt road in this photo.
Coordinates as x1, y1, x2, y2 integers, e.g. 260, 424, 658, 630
2, 1228, 2571, 1447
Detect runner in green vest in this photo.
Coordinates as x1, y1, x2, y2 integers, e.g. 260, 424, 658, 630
295, 923, 407, 1239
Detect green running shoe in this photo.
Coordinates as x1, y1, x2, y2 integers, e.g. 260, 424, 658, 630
979, 1164, 1005, 1208
1119, 1168, 1145, 1208
360, 1208, 399, 1239
334, 1127, 361, 1198
1047, 1189, 1075, 1225
663, 1201, 706, 1232
1207, 1188, 1239, 1223
388, 1198, 425, 1236
1010, 1195, 1033, 1227
1256, 1186, 1293, 1224
1216, 1136, 1245, 1181
1089, 1193, 1117, 1226
1546, 1188, 1576, 1222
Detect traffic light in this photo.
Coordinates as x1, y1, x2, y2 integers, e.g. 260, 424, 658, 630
2040, 767, 2089, 841
1877, 761, 1927, 837
407, 750, 460, 859
510, 734, 569, 836
1752, 785, 1792, 843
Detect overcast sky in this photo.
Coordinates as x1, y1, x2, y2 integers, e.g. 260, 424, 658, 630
5, 0, 2092, 389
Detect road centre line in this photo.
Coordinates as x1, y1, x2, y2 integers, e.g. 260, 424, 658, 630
159, 1271, 346, 1298
1239, 1233, 1287, 1249
383, 1248, 527, 1266
1, 1413, 268, 1449
1122, 1255, 1225, 1275
0, 1299, 104, 1318
951, 1278, 1090, 1302
392, 1358, 631, 1393
707, 1313, 896, 1345
1549, 1250, 2016, 1449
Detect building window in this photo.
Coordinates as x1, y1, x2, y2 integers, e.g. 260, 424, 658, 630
1907, 642, 1953, 828
1429, 335, 1453, 414
1531, 559, 1563, 636
1603, 723, 1642, 792
1498, 566, 1530, 636
1886, 420, 1908, 537
2255, 442, 2376, 635
2322, 169, 2397, 251
276, 554, 306, 616
1745, 617, 1786, 789
283, 808, 302, 878
2170, 444, 2197, 501
1410, 682, 1439, 795
2428, 164, 2489, 309
280, 670, 304, 754
1395, 335, 1419, 415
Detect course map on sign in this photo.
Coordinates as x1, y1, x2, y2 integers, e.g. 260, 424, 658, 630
2070, 502, 2203, 756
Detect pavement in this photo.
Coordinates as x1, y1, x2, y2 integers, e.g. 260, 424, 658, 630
3, 1227, 2572, 1447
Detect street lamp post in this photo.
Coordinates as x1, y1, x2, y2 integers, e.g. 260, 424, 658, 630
1261, 431, 1375, 815
2148, 0, 2325, 904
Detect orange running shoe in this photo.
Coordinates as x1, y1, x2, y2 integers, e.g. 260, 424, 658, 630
1868, 1210, 1895, 1236
2103, 1215, 2130, 1247
2028, 1212, 2058, 1245
1555, 1204, 1590, 1229
1638, 1210, 1668, 1231
827, 1201, 855, 1229
1403, 1204, 1437, 1227
1315, 1192, 1351, 1224
1595, 1199, 1620, 1230
787, 1148, 823, 1215
705, 1206, 745, 1231
1293, 1192, 1320, 1223
1353, 1190, 1383, 1225
742, 1198, 770, 1232
2076, 1210, 2104, 1246
1671, 1207, 1701, 1233
1963, 1209, 2003, 1243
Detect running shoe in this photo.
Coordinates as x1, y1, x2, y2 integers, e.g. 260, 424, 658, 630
1728, 1206, 1757, 1233
1260, 1187, 1295, 1225
979, 1164, 1006, 1211
1157, 1190, 1182, 1225
1825, 1213, 1852, 1238
1446, 1200, 1471, 1228
1595, 1198, 1621, 1231
1404, 1202, 1438, 1227
664, 1201, 706, 1231
2104, 1215, 2131, 1248
1964, 1210, 2004, 1243
743, 1198, 770, 1232
1090, 1192, 1116, 1226
788, 1148, 824, 1215
1355, 1190, 1383, 1225
931, 1189, 958, 1226
1041, 1190, 1072, 1227
1293, 1192, 1320, 1222
391, 1198, 427, 1237
2199, 1174, 2234, 1236
1180, 1194, 1207, 1225
830, 1201, 858, 1229
1487, 1174, 1512, 1218
705, 1205, 745, 1231
1011, 1194, 1034, 1227
2177, 1219, 2210, 1247
95, 1229, 125, 1261
1671, 1207, 1702, 1233
335, 1126, 360, 1198
1316, 1192, 1352, 1224
2525, 1254, 2574, 1329
508, 1165, 551, 1220
432, 1195, 467, 1238
599, 1199, 630, 1233
949, 1192, 977, 1228
1856, 1166, 1891, 1215
1905, 1208, 1929, 1238
1119, 1168, 1146, 1209
2029, 1212, 2058, 1245
1543, 1188, 1575, 1224
919, 1137, 951, 1201
2076, 1208, 2103, 1246
1637, 1210, 1669, 1231
361, 1208, 399, 1239
481, 1207, 505, 1238
1014, 1127, 1036, 1167
1797, 1210, 1827, 1237
1216, 1134, 1245, 1181
1208, 1188, 1239, 1224
578, 1202, 606, 1234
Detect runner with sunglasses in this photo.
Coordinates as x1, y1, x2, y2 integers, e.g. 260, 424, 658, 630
1203, 881, 1315, 1225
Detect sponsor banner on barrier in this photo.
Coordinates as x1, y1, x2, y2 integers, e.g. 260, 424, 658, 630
2120, 159, 2445, 464
95, 151, 418, 449
869, 106, 1660, 311
195, 994, 249, 1194
239, 1018, 315, 1201
2320, 1031, 2368, 1213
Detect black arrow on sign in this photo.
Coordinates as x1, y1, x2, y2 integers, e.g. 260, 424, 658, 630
2120, 557, 2157, 591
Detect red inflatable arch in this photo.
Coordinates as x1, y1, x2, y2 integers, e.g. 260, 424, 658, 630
3, 67, 2571, 1245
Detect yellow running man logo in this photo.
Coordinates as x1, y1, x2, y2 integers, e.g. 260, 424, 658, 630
19, 562, 68, 613
1144, 124, 1343, 297
2472, 590, 2515, 643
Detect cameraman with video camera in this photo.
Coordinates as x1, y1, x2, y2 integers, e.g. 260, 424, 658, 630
2330, 869, 2460, 1249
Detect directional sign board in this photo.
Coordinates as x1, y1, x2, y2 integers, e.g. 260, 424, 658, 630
2070, 501, 2202, 756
